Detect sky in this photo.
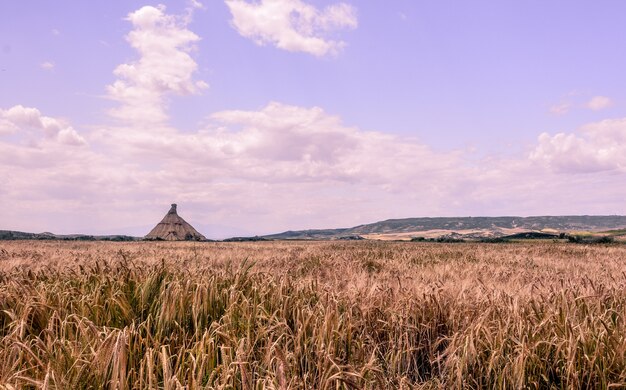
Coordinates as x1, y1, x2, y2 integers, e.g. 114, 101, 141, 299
1, 0, 626, 238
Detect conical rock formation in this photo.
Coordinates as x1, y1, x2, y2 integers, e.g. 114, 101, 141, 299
145, 204, 206, 241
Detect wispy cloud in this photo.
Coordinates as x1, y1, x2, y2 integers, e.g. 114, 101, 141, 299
586, 96, 613, 111
40, 61, 55, 70
549, 102, 570, 116
225, 0, 357, 57
550, 93, 614, 115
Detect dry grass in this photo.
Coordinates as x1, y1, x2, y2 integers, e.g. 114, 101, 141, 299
1, 240, 626, 388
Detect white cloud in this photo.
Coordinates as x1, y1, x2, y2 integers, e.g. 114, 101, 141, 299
225, 0, 357, 57
103, 101, 462, 188
531, 118, 626, 173
106, 5, 207, 127
586, 96, 613, 111
0, 119, 19, 135
51, 29, 61, 36
0, 105, 86, 146
40, 61, 55, 70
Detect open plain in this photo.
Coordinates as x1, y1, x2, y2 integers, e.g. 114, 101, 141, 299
1, 240, 626, 388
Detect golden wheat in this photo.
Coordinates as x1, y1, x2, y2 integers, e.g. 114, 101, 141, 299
1, 240, 625, 388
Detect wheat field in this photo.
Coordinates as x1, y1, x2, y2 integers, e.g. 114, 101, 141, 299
1, 240, 626, 389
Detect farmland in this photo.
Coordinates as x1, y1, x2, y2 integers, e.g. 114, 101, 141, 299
1, 240, 626, 388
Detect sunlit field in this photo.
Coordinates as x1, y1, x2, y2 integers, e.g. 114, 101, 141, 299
1, 240, 626, 388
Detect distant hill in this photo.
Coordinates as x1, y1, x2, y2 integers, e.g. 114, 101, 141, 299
262, 216, 626, 240
263, 228, 349, 240
349, 216, 626, 234
0, 230, 140, 241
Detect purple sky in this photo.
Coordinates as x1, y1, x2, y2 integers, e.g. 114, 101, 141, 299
1, 0, 626, 238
